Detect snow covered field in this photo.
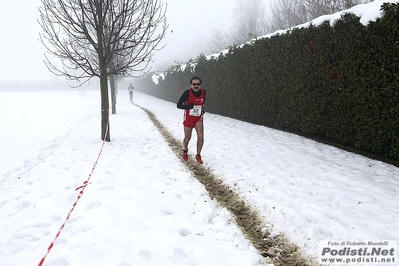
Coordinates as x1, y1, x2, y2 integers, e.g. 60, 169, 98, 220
1, 89, 398, 266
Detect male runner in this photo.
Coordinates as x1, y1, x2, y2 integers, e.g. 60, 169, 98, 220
176, 76, 206, 164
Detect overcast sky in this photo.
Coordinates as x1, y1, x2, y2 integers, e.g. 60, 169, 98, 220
0, 0, 271, 83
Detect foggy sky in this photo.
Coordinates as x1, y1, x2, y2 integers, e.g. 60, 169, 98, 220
0, 0, 271, 83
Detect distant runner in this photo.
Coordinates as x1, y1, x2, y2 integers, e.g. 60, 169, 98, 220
128, 84, 135, 102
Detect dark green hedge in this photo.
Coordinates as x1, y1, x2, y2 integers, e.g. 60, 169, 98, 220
134, 3, 399, 162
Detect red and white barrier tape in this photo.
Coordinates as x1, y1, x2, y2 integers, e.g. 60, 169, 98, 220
38, 116, 110, 266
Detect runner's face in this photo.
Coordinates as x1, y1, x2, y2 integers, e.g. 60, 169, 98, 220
191, 80, 201, 91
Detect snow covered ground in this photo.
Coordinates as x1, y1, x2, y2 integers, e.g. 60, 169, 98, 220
1, 89, 398, 266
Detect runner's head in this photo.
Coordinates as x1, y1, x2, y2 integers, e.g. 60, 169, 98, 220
190, 76, 201, 91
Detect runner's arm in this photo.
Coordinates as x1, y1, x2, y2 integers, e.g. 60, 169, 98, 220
177, 90, 193, 109
203, 89, 206, 114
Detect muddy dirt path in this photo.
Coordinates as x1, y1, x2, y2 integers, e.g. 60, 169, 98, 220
137, 104, 319, 266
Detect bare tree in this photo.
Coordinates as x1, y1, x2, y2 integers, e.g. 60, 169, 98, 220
109, 74, 118, 114
304, 0, 370, 18
206, 0, 270, 53
231, 0, 270, 45
269, 0, 371, 31
207, 28, 231, 54
38, 0, 167, 141
270, 0, 309, 30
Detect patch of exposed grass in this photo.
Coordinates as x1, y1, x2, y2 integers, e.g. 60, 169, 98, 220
137, 104, 319, 266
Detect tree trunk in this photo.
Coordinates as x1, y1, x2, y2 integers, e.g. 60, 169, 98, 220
100, 73, 110, 141
110, 75, 117, 114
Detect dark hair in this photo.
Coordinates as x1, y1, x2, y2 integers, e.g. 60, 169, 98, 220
190, 76, 202, 85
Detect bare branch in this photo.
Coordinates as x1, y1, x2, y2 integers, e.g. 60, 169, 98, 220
38, 0, 168, 82
269, 0, 372, 31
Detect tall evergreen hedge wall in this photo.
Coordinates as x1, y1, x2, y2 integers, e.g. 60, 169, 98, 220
134, 3, 399, 162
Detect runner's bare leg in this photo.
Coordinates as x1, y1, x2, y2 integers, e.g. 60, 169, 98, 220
194, 121, 204, 155
183, 126, 193, 151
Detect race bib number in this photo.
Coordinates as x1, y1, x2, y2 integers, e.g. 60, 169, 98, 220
189, 105, 202, 117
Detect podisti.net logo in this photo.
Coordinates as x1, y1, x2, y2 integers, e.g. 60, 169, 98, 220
318, 240, 397, 265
